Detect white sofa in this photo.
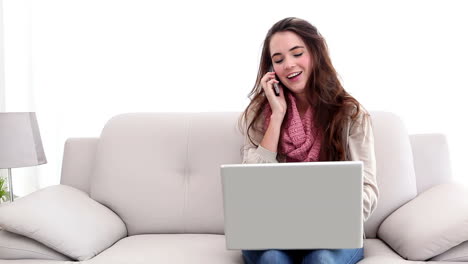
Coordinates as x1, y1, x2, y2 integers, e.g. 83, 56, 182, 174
1, 111, 468, 263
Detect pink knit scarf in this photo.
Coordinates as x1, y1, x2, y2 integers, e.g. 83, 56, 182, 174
263, 92, 322, 162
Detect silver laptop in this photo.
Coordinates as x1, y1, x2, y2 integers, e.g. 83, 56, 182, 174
220, 161, 363, 250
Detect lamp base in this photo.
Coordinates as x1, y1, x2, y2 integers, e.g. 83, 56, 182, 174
7, 168, 13, 202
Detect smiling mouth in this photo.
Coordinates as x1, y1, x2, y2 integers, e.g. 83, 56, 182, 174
287, 71, 302, 79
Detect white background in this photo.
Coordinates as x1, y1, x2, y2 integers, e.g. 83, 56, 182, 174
1, 0, 467, 195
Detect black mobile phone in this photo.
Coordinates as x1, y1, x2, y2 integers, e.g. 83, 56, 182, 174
269, 66, 281, 96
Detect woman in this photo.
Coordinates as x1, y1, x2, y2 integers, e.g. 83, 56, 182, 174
239, 17, 379, 264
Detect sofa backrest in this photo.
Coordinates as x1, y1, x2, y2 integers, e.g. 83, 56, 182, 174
60, 111, 452, 238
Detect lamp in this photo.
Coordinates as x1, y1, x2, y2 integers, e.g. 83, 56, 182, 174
0, 112, 47, 202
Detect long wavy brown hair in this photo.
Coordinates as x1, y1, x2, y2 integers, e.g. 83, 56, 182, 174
239, 17, 362, 161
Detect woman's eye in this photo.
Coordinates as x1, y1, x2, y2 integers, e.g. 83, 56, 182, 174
293, 53, 303, 57
274, 59, 283, 64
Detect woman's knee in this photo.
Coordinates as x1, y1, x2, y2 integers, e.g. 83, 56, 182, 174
255, 249, 294, 264
302, 248, 363, 264
302, 249, 335, 264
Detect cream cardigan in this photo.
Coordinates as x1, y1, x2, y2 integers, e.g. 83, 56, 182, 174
241, 106, 379, 224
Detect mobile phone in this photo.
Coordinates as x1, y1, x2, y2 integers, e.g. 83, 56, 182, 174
269, 66, 281, 96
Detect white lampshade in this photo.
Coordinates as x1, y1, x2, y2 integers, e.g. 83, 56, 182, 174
0, 112, 47, 169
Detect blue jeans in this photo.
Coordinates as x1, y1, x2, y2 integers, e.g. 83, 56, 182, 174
242, 248, 364, 264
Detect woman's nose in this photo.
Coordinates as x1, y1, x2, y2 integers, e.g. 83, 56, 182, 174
283, 58, 295, 70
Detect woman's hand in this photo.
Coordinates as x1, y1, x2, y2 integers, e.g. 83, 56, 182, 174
261, 71, 287, 119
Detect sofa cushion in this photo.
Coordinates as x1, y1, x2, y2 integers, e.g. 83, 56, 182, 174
364, 112, 418, 238
0, 185, 127, 261
377, 183, 468, 261
85, 234, 242, 264
90, 113, 243, 235
430, 240, 468, 262
0, 229, 70, 260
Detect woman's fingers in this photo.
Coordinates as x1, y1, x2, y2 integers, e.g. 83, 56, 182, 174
267, 79, 279, 94
259, 71, 287, 116
261, 72, 278, 94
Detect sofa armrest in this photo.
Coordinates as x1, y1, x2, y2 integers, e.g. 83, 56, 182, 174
0, 229, 71, 260
60, 137, 99, 194
410, 133, 452, 194
430, 240, 468, 262
377, 183, 468, 261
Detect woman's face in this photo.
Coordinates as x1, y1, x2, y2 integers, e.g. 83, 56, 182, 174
269, 31, 313, 95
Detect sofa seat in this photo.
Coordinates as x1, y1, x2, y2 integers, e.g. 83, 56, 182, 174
0, 261, 73, 264
87, 237, 467, 264
0, 238, 465, 264
85, 234, 242, 264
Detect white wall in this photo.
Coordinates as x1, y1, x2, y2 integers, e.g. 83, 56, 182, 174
0, 0, 8, 183
2, 0, 468, 195
0, 0, 4, 112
